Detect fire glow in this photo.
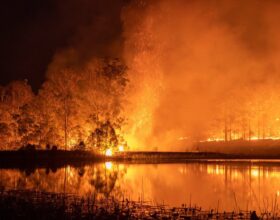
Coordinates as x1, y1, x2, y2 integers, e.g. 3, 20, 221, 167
118, 145, 124, 152
2, 1, 280, 152
120, 0, 280, 151
105, 149, 113, 157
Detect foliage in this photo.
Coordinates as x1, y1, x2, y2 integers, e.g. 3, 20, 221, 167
0, 58, 128, 151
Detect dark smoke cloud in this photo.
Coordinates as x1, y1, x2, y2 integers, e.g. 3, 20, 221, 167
0, 0, 127, 90
48, 0, 126, 72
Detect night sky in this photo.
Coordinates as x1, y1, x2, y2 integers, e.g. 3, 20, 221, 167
0, 0, 126, 91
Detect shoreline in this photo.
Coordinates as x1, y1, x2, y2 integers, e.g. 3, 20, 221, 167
1, 150, 280, 168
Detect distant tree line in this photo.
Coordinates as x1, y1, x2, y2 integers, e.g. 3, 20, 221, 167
0, 58, 128, 151
205, 87, 280, 142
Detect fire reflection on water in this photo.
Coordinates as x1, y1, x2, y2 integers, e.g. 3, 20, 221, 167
1, 162, 280, 211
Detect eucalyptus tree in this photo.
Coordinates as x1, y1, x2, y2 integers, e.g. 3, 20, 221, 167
0, 80, 34, 149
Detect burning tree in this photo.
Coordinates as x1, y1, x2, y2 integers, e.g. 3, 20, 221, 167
88, 121, 119, 152
0, 81, 34, 149
40, 68, 81, 150
77, 58, 128, 152
0, 58, 128, 151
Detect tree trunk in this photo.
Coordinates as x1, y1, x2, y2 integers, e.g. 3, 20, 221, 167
248, 119, 251, 141
224, 116, 228, 142
64, 98, 68, 150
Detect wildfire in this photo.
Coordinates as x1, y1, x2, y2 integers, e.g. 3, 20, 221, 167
105, 148, 113, 156
105, 145, 124, 156
118, 145, 124, 152
202, 136, 280, 142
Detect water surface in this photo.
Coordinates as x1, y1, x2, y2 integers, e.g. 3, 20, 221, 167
1, 161, 280, 212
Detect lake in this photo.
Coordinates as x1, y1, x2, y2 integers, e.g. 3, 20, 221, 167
1, 161, 280, 212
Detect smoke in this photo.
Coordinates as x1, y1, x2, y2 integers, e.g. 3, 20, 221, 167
122, 0, 280, 150
47, 0, 126, 74
44, 0, 280, 151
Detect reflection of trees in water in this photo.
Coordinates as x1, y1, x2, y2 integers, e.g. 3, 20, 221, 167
0, 163, 126, 199
88, 163, 121, 198
0, 170, 22, 190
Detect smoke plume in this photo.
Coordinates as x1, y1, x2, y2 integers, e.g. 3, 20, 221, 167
43, 0, 280, 151
122, 0, 280, 150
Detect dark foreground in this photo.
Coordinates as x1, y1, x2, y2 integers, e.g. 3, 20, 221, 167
1, 150, 280, 169
0, 189, 267, 220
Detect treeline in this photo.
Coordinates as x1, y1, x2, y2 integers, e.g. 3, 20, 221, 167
0, 58, 128, 151
205, 87, 280, 142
